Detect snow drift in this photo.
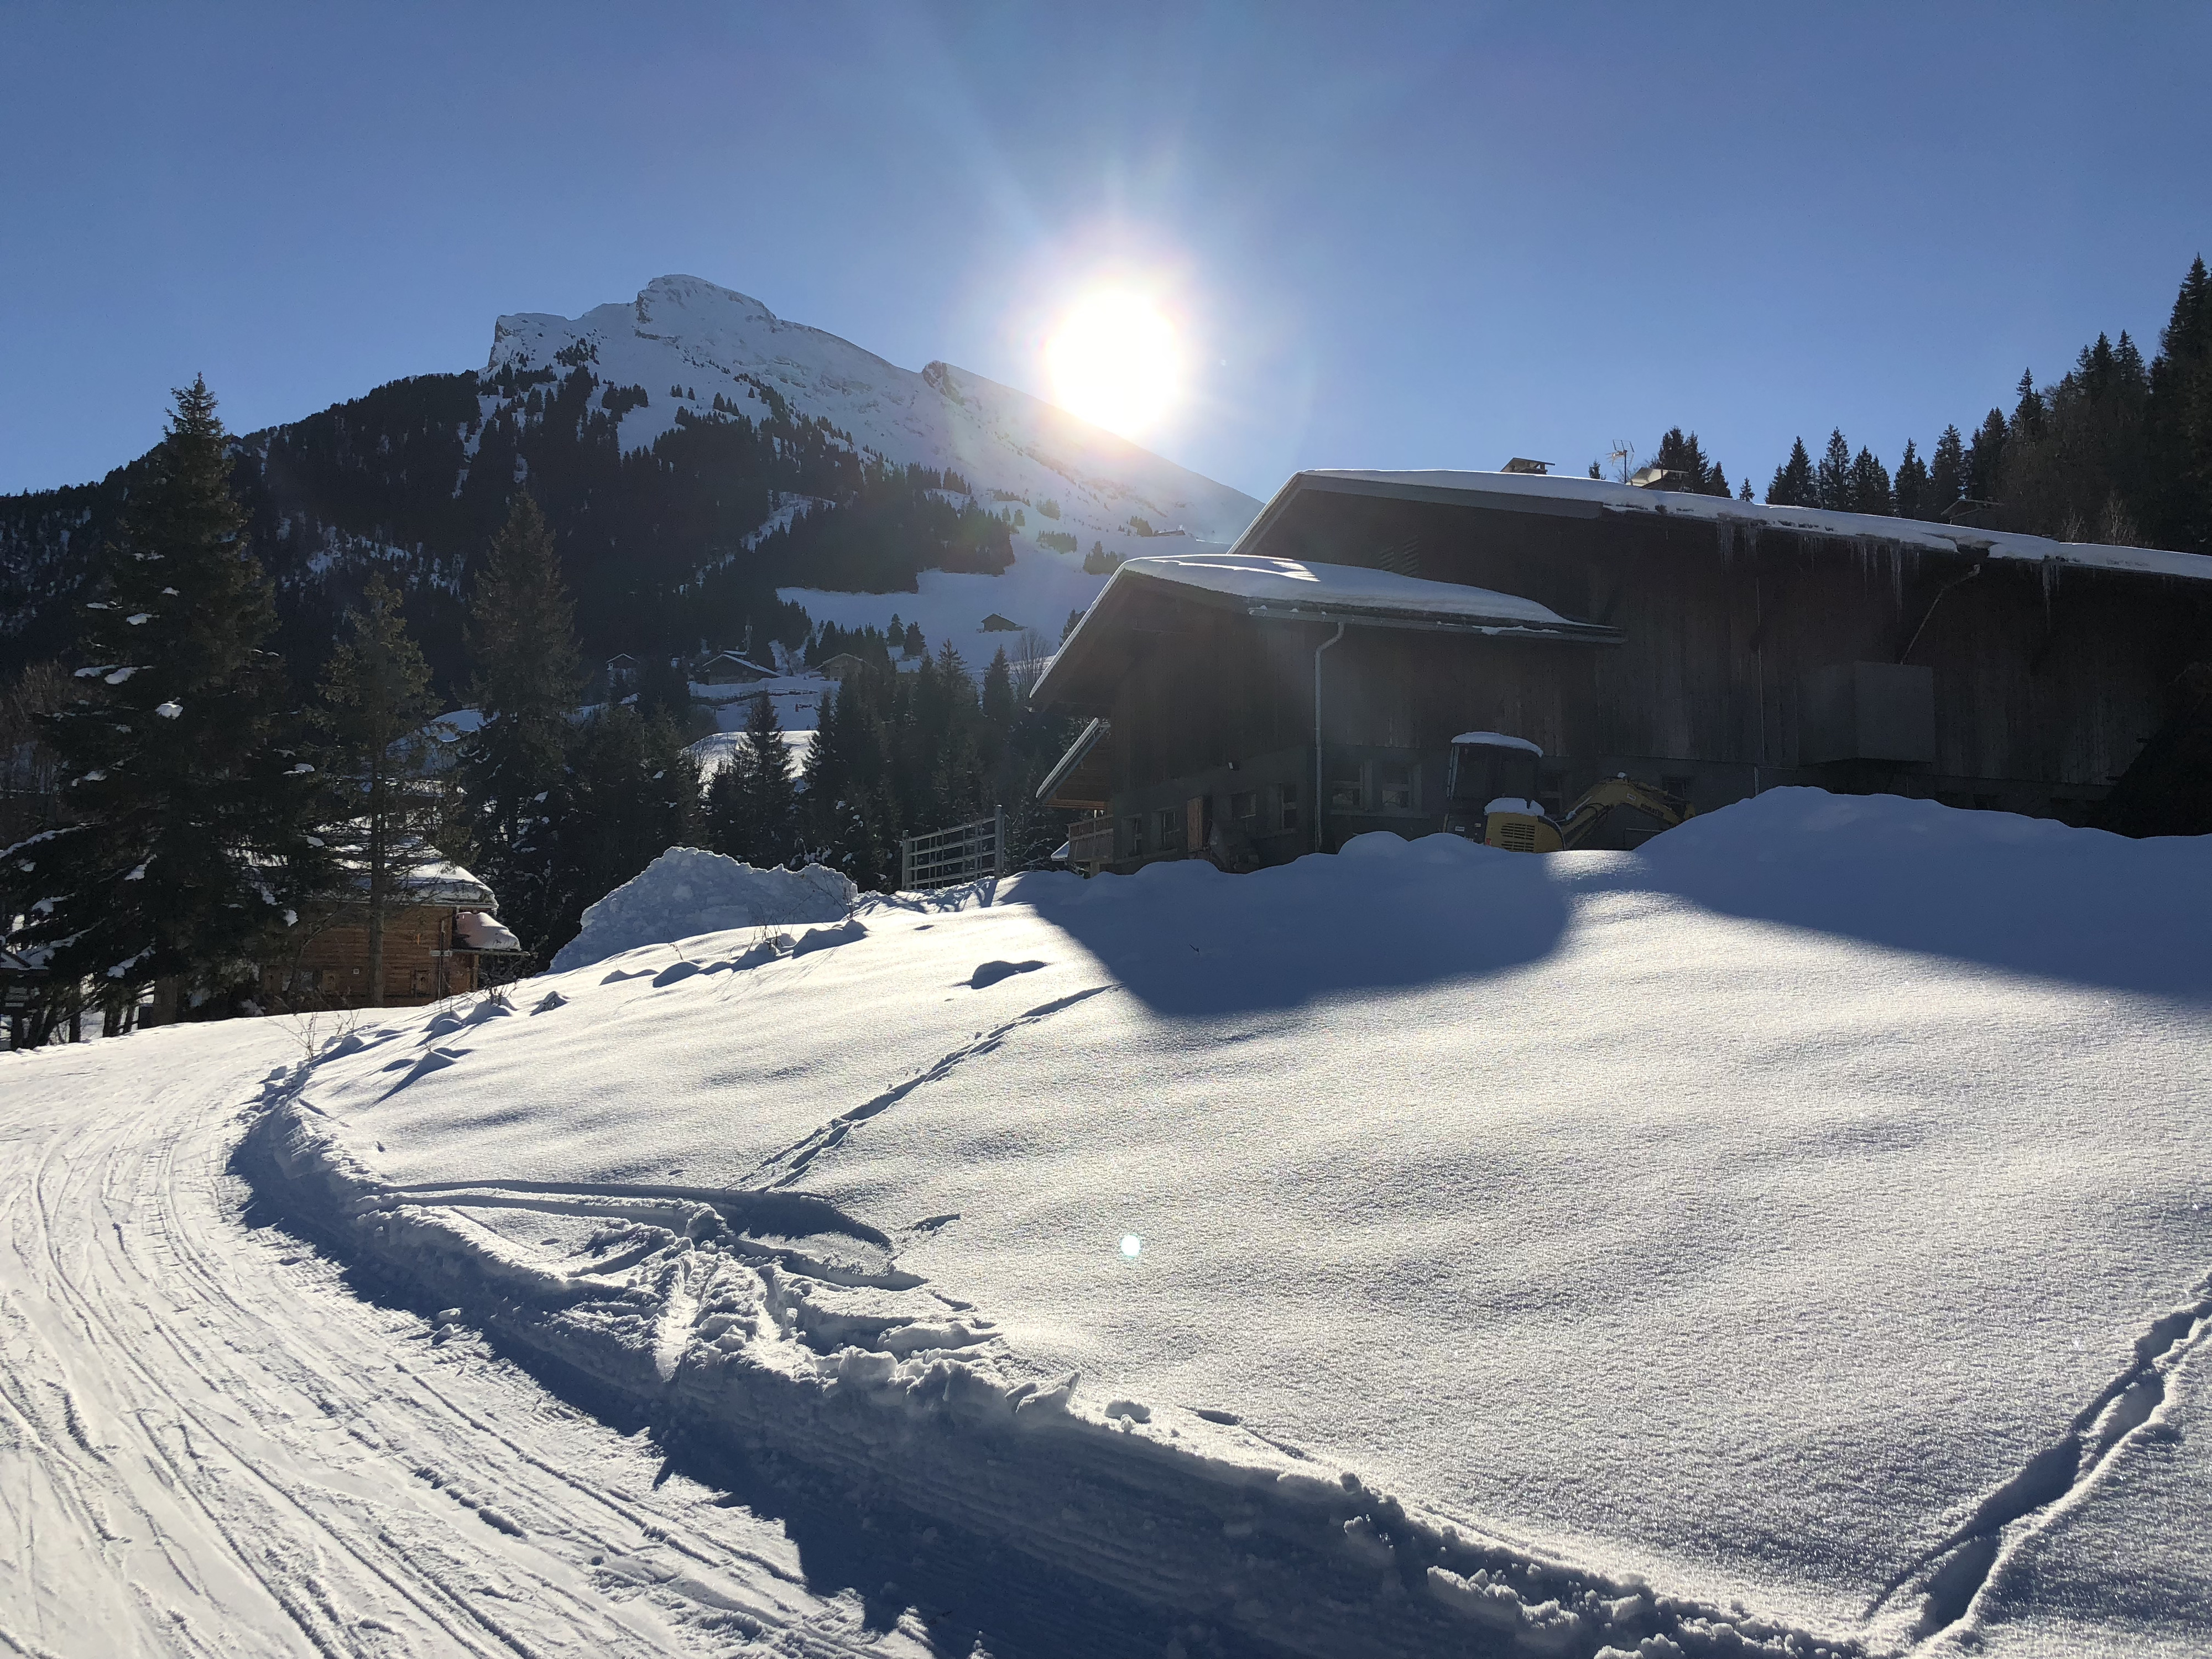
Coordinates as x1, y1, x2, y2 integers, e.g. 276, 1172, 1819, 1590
255, 790, 2212, 1657
548, 847, 855, 972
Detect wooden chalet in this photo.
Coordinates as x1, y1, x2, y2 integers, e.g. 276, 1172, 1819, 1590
817, 652, 868, 682
1031, 468, 2212, 870
259, 858, 522, 1010
696, 650, 774, 685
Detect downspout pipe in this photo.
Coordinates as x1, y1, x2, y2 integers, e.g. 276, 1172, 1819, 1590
1314, 622, 1346, 853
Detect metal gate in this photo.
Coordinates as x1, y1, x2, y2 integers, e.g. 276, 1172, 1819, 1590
900, 806, 1006, 890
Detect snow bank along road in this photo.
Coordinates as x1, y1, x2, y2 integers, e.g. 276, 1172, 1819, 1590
2, 1022, 1178, 1659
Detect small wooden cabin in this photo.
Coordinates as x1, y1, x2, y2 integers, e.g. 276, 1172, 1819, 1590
817, 652, 868, 682
259, 860, 522, 1010
1031, 469, 2212, 869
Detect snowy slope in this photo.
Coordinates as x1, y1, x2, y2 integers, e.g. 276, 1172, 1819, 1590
489, 276, 1260, 647
251, 791, 2212, 1656
0, 1025, 962, 1658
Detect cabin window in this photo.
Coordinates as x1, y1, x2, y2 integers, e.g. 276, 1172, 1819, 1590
1662, 773, 1694, 803
1124, 815, 1145, 857
1328, 769, 1364, 811
1374, 762, 1415, 811
410, 968, 430, 995
1275, 781, 1300, 831
1156, 806, 1182, 851
1230, 789, 1258, 825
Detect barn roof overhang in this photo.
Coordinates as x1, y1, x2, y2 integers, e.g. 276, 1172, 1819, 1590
1031, 552, 1619, 711
1234, 468, 2212, 584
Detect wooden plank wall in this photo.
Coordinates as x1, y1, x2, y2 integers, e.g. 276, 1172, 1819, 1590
1251, 491, 2212, 792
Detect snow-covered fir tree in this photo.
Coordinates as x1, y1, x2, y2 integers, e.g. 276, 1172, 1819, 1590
2, 379, 326, 1035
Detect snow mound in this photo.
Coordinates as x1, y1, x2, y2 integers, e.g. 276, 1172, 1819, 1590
549, 847, 855, 971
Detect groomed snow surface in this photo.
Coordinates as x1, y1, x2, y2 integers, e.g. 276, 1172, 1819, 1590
8, 790, 2208, 1657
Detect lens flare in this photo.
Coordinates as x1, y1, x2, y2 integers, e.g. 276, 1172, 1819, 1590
1047, 292, 1182, 439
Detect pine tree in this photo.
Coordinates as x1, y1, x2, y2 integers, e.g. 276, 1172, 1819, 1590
1738, 478, 1754, 502
2147, 253, 2212, 553
1848, 446, 1894, 515
740, 691, 795, 863
1927, 426, 1968, 517
461, 495, 583, 953
1814, 429, 1854, 511
1893, 439, 1928, 520
1650, 428, 1733, 496
2, 379, 325, 1035
1766, 437, 1815, 506
703, 742, 757, 862
315, 572, 439, 1006
546, 706, 698, 955
1967, 410, 2008, 502
981, 647, 1016, 730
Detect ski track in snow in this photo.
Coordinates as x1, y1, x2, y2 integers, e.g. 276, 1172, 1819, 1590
0, 1026, 933, 1659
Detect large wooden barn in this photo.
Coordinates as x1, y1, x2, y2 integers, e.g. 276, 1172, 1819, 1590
1030, 468, 2212, 869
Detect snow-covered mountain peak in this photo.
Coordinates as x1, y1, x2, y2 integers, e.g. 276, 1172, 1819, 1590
484, 276, 1259, 544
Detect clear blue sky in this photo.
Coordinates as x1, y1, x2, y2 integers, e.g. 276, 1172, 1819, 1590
3, 2, 2206, 500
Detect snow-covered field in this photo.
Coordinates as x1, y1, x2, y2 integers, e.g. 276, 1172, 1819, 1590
7, 791, 2207, 1657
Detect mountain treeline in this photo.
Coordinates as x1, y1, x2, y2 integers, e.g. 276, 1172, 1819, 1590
1614, 255, 2212, 552
0, 359, 1013, 697
2, 380, 1070, 1042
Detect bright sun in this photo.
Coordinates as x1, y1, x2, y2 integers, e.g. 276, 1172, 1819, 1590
1046, 291, 1182, 438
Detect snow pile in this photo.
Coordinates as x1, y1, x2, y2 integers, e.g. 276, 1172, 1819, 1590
260, 791, 2212, 1656
547, 847, 855, 972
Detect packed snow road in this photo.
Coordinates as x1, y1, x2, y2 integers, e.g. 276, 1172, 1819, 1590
0, 1023, 947, 1659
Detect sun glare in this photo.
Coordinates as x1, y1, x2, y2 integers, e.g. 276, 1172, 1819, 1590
1046, 291, 1181, 439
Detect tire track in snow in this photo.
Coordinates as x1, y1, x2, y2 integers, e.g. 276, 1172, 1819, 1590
0, 1027, 932, 1659
747, 985, 1114, 1187
1874, 1274, 2212, 1647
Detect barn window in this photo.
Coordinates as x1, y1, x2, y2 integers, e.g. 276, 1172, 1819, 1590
1328, 770, 1364, 811
1275, 781, 1300, 831
1124, 815, 1145, 856
1156, 806, 1181, 851
1229, 789, 1257, 824
410, 968, 430, 994
1374, 762, 1415, 811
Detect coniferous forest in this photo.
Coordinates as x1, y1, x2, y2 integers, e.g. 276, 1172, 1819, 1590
3, 257, 2209, 1040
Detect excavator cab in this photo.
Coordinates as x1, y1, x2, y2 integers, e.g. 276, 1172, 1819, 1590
1442, 733, 1564, 853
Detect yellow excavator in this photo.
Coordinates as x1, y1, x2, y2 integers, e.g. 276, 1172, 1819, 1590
1441, 732, 1694, 853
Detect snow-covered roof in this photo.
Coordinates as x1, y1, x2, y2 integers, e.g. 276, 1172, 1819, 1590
1268, 469, 2212, 583
1032, 552, 1616, 709
1107, 552, 1614, 636
1452, 731, 1543, 754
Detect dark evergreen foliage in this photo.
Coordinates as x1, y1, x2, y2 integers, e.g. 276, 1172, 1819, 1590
460, 496, 585, 954
314, 571, 442, 1006
1767, 437, 1816, 507
1650, 429, 1733, 496
800, 648, 1075, 892
703, 692, 797, 867
1, 379, 327, 1030
542, 706, 700, 958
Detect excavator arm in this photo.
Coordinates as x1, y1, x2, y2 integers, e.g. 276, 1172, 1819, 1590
1556, 776, 1694, 851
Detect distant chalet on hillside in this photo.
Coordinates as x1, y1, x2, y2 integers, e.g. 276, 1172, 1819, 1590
1031, 467, 2212, 872
695, 649, 774, 685
816, 652, 868, 682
